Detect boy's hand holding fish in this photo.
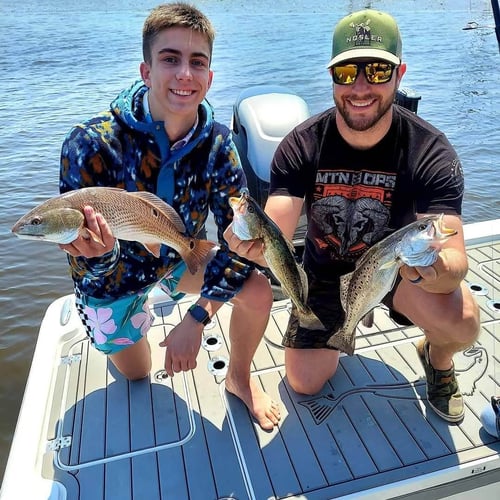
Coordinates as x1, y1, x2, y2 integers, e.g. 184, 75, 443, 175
224, 225, 267, 267
59, 206, 116, 258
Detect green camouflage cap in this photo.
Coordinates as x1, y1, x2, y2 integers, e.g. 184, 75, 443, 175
327, 9, 402, 68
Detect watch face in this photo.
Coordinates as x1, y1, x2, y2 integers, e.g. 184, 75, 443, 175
189, 304, 210, 325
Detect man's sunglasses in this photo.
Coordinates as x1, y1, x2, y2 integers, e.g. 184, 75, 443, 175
331, 62, 396, 85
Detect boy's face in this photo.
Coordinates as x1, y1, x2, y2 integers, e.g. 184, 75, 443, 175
140, 27, 213, 123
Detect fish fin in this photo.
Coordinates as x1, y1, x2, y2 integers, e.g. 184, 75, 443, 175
339, 272, 353, 312
277, 261, 309, 305
326, 328, 355, 356
142, 243, 161, 258
361, 310, 374, 328
379, 260, 398, 270
91, 186, 125, 193
179, 238, 217, 275
81, 228, 106, 247
129, 191, 186, 232
388, 271, 400, 292
297, 265, 309, 303
283, 234, 296, 254
298, 308, 326, 331
292, 267, 323, 331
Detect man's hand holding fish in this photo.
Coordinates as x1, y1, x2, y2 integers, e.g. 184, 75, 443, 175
399, 216, 469, 295
227, 190, 325, 332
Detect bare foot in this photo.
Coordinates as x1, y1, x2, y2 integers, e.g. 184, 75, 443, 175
225, 376, 281, 431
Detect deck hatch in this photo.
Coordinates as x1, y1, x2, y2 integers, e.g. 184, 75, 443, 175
47, 337, 196, 472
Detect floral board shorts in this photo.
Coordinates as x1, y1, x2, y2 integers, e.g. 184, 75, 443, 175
282, 270, 412, 350
74, 262, 187, 355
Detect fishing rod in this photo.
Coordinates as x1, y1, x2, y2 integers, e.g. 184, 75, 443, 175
492, 0, 500, 52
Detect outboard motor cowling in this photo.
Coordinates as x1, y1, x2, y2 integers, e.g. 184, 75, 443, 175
231, 85, 310, 207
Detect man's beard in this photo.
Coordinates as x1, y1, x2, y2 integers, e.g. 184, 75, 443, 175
334, 89, 396, 132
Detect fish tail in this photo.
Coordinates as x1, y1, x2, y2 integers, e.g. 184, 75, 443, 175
361, 310, 374, 328
298, 307, 327, 332
326, 328, 355, 356
181, 238, 217, 275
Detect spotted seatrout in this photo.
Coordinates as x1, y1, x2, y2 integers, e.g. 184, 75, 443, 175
11, 187, 216, 274
229, 190, 325, 331
327, 214, 457, 355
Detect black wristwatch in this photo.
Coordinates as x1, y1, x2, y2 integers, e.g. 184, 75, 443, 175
188, 304, 211, 326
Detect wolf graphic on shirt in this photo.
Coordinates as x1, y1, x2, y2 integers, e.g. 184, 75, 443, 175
310, 168, 395, 261
311, 196, 391, 257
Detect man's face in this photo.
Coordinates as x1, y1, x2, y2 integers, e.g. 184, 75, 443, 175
140, 27, 213, 122
332, 60, 405, 132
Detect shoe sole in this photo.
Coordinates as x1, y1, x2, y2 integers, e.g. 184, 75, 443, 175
426, 399, 464, 423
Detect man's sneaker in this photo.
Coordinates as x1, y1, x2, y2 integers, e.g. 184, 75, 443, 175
416, 339, 464, 423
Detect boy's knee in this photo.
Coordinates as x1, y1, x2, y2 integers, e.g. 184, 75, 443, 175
124, 370, 150, 382
116, 360, 151, 381
242, 270, 274, 307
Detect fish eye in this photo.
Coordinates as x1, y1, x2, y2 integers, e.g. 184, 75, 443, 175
248, 205, 255, 213
417, 222, 428, 231
31, 216, 42, 226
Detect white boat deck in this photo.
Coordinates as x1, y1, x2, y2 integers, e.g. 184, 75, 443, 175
1, 220, 499, 500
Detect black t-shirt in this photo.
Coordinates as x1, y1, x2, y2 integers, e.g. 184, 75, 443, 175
270, 105, 464, 278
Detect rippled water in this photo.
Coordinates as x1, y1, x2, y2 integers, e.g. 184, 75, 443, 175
1, 0, 498, 481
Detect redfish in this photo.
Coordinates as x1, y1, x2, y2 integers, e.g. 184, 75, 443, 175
11, 187, 215, 274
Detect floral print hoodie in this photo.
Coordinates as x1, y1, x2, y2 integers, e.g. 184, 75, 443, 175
60, 80, 253, 301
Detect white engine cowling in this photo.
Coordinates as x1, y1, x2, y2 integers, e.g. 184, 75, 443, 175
231, 85, 310, 208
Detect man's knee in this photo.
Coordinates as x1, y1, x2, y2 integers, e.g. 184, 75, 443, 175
286, 374, 327, 396
458, 293, 481, 345
285, 349, 340, 395
428, 292, 480, 349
